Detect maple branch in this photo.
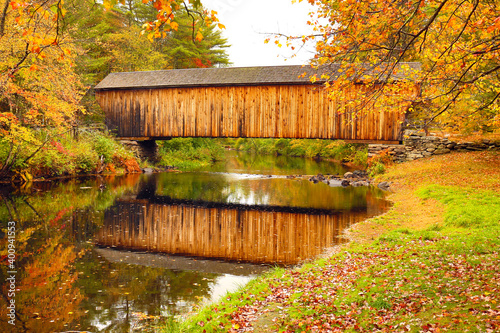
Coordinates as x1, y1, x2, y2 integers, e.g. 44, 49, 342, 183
395, 0, 449, 65
22, 128, 74, 165
8, 43, 31, 77
182, 1, 198, 42
0, 0, 9, 36
470, 90, 500, 116
426, 89, 463, 126
463, 65, 500, 84
54, 0, 64, 45
26, 0, 53, 26
438, 0, 479, 59
443, 60, 479, 95
180, 0, 207, 44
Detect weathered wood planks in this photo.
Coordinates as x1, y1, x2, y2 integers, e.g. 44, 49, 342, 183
95, 201, 369, 265
95, 84, 411, 142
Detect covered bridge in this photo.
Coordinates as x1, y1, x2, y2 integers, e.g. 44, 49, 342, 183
94, 63, 420, 144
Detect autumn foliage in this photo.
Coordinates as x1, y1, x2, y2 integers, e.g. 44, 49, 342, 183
288, 0, 500, 133
0, 0, 225, 180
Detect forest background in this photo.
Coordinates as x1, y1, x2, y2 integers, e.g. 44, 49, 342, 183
0, 0, 231, 182
1, 0, 499, 183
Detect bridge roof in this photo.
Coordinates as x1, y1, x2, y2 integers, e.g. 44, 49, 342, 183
95, 63, 420, 90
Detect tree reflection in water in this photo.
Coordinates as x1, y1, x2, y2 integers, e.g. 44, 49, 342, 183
0, 152, 389, 332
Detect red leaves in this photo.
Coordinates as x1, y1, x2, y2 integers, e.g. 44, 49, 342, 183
9, 1, 25, 10
192, 58, 212, 68
207, 242, 500, 332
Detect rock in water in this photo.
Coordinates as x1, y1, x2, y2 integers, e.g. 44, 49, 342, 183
377, 181, 391, 191
341, 179, 350, 187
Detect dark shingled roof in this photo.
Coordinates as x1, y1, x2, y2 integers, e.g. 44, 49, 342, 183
94, 63, 421, 90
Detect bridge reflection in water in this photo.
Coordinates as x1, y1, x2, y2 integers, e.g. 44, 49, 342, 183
96, 198, 388, 265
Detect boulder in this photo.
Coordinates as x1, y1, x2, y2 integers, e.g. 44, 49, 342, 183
377, 181, 391, 191
353, 169, 367, 177
434, 148, 451, 154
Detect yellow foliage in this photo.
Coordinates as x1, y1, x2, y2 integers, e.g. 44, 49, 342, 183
291, 0, 500, 133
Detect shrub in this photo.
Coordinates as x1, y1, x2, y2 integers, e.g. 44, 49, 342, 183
367, 149, 393, 176
234, 137, 246, 150
0, 129, 139, 181
157, 138, 225, 170
368, 162, 386, 177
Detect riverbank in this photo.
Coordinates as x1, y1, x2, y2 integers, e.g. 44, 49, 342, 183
230, 138, 368, 167
168, 151, 500, 332
0, 131, 142, 183
1, 137, 368, 183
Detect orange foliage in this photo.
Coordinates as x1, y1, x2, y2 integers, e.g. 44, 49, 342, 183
105, 163, 116, 173
132, 0, 220, 42
287, 0, 500, 132
367, 149, 394, 168
115, 156, 142, 173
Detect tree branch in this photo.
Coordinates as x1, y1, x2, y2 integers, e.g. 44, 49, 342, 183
0, 0, 9, 36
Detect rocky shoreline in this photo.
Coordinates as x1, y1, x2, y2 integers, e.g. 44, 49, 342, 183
284, 170, 392, 190
369, 131, 500, 163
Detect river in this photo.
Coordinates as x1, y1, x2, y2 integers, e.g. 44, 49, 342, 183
0, 151, 389, 332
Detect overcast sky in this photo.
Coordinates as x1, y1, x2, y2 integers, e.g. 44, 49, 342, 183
200, 0, 318, 67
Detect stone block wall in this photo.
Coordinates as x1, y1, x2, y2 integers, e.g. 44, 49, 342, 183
120, 139, 159, 163
368, 130, 500, 163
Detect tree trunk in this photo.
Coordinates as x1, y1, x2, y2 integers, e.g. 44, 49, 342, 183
0, 0, 9, 36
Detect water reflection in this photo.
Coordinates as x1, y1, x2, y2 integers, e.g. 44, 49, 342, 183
151, 171, 382, 211
96, 173, 388, 265
197, 150, 352, 176
0, 152, 390, 332
96, 200, 384, 265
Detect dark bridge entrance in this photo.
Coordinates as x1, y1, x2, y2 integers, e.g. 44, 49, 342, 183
95, 64, 419, 144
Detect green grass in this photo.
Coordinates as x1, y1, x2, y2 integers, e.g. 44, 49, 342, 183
157, 138, 225, 170
159, 266, 285, 332
162, 152, 500, 332
418, 185, 500, 228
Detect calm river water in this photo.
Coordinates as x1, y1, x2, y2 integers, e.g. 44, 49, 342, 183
0, 151, 389, 332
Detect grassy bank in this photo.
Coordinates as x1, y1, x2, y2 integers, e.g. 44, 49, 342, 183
231, 138, 368, 167
157, 138, 225, 170
164, 151, 500, 332
0, 131, 141, 182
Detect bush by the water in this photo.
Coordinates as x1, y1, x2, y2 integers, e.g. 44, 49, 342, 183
157, 138, 225, 170
233, 138, 367, 166
0, 131, 139, 181
367, 149, 394, 177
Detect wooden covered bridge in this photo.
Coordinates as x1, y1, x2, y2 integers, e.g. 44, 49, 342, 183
94, 63, 420, 144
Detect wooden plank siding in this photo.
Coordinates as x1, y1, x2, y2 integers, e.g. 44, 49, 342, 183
95, 83, 410, 143
95, 201, 370, 265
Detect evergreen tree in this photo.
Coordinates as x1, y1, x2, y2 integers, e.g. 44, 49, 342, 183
155, 9, 231, 69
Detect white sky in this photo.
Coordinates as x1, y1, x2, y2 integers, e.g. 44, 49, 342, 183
200, 0, 318, 67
